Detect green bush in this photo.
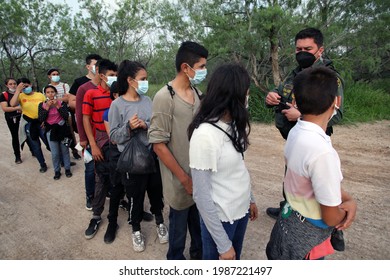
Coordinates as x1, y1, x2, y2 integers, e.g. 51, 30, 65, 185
147, 81, 390, 125
248, 81, 390, 124
342, 82, 390, 124
248, 84, 274, 123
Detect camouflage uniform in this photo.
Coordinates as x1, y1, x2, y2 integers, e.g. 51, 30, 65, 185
270, 58, 344, 139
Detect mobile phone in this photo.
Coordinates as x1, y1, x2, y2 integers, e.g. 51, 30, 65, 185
279, 101, 290, 110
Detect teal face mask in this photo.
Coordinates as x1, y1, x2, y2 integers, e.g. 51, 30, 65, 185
136, 80, 149, 95
186, 64, 207, 85
23, 87, 33, 94
51, 76, 60, 83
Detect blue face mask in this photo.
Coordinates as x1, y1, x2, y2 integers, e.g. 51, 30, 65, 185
105, 76, 117, 87
186, 64, 207, 85
51, 76, 60, 83
23, 87, 33, 94
136, 80, 149, 95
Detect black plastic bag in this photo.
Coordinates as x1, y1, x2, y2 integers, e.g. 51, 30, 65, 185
116, 132, 156, 174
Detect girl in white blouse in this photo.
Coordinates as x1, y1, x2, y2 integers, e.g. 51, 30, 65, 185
188, 63, 258, 260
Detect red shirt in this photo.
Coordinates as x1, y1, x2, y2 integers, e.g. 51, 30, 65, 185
82, 85, 112, 133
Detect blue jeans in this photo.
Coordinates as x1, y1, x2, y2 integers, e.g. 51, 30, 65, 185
200, 213, 249, 260
167, 204, 202, 260
46, 130, 71, 172
85, 147, 95, 199
25, 121, 46, 167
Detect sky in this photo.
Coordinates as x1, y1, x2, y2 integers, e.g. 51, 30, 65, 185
49, 0, 80, 12
48, 0, 117, 13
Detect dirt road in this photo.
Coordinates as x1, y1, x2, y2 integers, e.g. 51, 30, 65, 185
0, 114, 389, 260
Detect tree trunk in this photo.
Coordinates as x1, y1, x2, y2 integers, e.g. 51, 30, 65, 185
270, 26, 281, 87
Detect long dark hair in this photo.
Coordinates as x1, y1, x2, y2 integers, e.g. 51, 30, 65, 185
188, 63, 251, 153
117, 60, 145, 95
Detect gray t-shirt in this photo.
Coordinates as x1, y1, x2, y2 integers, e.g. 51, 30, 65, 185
148, 84, 201, 210
108, 95, 152, 152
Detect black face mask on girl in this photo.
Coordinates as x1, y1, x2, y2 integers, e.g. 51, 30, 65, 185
295, 51, 316, 69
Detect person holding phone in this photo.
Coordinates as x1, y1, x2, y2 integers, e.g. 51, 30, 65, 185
10, 78, 49, 173
263, 28, 346, 252
38, 85, 73, 180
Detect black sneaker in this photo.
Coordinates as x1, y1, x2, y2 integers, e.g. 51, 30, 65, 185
119, 200, 129, 211
72, 149, 82, 160
266, 207, 280, 220
85, 218, 101, 239
39, 164, 48, 173
104, 223, 118, 244
65, 169, 72, 178
53, 171, 61, 180
15, 157, 22, 164
86, 197, 93, 211
143, 211, 154, 222
330, 229, 345, 251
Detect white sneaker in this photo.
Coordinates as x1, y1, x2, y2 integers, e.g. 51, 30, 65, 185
156, 224, 169, 244
132, 231, 145, 252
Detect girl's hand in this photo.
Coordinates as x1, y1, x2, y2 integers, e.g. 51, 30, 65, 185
219, 247, 236, 260
249, 202, 258, 221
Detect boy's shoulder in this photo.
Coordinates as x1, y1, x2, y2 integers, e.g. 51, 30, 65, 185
153, 85, 171, 99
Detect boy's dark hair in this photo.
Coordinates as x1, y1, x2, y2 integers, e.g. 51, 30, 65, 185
175, 41, 208, 72
17, 77, 31, 85
47, 68, 59, 75
117, 60, 145, 95
295, 28, 324, 47
86, 54, 102, 65
293, 67, 337, 115
96, 59, 118, 75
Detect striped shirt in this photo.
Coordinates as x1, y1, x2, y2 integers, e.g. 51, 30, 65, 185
82, 85, 111, 132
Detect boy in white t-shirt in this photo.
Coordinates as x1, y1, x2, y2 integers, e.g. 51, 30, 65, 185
266, 67, 356, 260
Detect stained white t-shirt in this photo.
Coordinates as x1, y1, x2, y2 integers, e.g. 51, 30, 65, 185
284, 119, 343, 223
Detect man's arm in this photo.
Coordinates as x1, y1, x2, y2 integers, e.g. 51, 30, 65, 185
67, 94, 76, 111
76, 86, 88, 148
83, 114, 103, 161
265, 91, 282, 107
320, 188, 356, 229
0, 100, 20, 113
153, 142, 193, 195
10, 83, 24, 107
334, 189, 357, 230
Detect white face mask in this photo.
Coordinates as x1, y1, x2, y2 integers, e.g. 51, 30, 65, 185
104, 76, 117, 87
91, 65, 96, 75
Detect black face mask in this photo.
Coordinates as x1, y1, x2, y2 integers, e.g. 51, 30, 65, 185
296, 51, 316, 69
